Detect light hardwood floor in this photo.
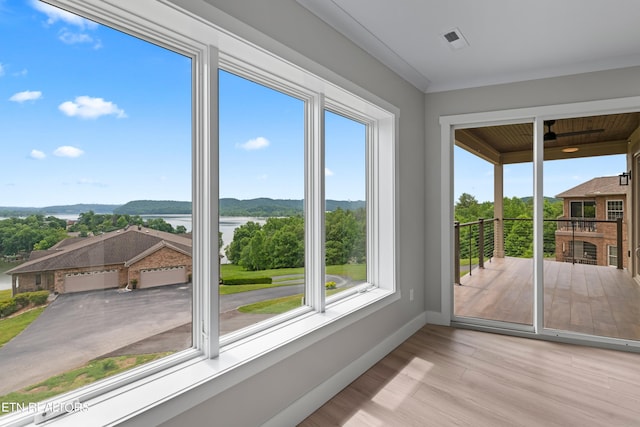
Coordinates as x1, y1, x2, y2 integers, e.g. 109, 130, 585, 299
299, 325, 640, 427
455, 257, 640, 340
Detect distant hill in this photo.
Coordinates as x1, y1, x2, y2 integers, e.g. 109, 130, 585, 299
114, 198, 364, 216
114, 200, 191, 215
0, 204, 120, 217
1, 198, 366, 218
219, 198, 365, 216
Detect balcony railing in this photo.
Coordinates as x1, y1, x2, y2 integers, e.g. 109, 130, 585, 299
556, 217, 597, 232
454, 217, 623, 285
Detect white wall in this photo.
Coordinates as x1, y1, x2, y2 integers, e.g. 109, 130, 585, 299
425, 66, 640, 314
148, 0, 427, 425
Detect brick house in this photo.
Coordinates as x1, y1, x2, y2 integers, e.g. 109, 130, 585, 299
555, 176, 627, 268
6, 227, 192, 295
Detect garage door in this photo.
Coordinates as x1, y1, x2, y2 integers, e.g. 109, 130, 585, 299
64, 270, 119, 293
139, 266, 186, 288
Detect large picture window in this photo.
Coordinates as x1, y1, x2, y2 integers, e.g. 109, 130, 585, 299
0, 0, 192, 418
0, 0, 396, 424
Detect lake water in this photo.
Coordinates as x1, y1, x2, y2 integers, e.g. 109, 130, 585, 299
0, 215, 264, 289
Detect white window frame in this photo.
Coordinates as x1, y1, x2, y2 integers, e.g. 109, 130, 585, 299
1, 1, 398, 425
607, 199, 624, 220
608, 245, 618, 267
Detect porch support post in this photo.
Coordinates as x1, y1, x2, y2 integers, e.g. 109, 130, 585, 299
454, 221, 461, 285
617, 217, 623, 269
494, 163, 505, 258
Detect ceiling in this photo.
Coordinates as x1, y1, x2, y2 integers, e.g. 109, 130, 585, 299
456, 113, 640, 165
297, 0, 640, 93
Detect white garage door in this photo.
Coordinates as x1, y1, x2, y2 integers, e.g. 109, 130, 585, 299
139, 266, 186, 288
64, 270, 119, 293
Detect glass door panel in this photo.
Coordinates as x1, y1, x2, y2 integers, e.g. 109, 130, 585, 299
453, 123, 533, 326
542, 114, 637, 341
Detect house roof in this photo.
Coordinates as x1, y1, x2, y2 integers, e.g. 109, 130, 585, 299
6, 227, 192, 275
555, 176, 626, 199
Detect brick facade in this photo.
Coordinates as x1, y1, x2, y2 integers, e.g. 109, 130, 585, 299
554, 195, 627, 268
128, 247, 192, 286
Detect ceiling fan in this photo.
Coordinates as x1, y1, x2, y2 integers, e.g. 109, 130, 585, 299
543, 120, 604, 142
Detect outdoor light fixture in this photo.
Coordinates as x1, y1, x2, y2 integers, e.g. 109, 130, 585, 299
619, 171, 631, 186
561, 147, 579, 153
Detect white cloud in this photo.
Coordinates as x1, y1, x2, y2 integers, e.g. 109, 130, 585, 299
58, 96, 126, 119
54, 146, 84, 158
325, 167, 334, 176
237, 137, 270, 151
9, 90, 42, 103
30, 149, 46, 160
31, 0, 97, 30
13, 69, 28, 77
59, 30, 93, 45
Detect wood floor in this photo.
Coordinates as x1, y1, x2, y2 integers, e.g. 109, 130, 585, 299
455, 257, 640, 340
299, 325, 640, 427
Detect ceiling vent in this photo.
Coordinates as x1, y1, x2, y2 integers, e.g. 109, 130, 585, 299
441, 28, 469, 50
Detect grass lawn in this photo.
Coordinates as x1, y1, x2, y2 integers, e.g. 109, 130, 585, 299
238, 288, 344, 314
220, 282, 303, 295
238, 293, 304, 314
219, 263, 366, 296
0, 352, 171, 412
0, 307, 46, 348
0, 289, 11, 303
221, 263, 366, 282
220, 264, 304, 280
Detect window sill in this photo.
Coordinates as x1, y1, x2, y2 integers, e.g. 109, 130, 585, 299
20, 288, 397, 426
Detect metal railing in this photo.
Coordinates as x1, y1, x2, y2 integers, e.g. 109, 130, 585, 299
454, 217, 623, 285
454, 218, 495, 285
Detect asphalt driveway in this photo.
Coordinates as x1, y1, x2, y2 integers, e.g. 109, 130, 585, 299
0, 274, 357, 395
0, 284, 192, 395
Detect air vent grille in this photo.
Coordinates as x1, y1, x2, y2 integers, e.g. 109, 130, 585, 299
443, 31, 459, 43
441, 27, 469, 50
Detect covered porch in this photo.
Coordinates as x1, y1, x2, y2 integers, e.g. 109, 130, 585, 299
454, 256, 640, 341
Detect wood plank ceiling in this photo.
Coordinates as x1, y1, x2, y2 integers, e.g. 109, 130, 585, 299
455, 112, 640, 164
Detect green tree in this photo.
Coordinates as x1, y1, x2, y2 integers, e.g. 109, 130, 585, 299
226, 221, 262, 265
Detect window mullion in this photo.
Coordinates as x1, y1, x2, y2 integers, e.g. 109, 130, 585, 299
195, 45, 218, 358
306, 94, 325, 312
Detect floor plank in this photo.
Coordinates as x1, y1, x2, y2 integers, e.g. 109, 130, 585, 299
454, 257, 640, 341
299, 325, 640, 427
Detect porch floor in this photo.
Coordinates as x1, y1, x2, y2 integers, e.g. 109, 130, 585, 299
455, 257, 640, 341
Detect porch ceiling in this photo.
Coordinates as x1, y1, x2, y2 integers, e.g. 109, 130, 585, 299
455, 112, 640, 165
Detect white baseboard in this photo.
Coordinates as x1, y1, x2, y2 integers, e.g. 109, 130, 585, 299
425, 310, 450, 325
263, 312, 428, 427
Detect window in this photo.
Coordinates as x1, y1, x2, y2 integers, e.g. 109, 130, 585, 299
218, 69, 306, 336
607, 200, 624, 220
570, 200, 595, 218
0, 0, 396, 424
608, 245, 618, 267
324, 110, 368, 300
1, 0, 192, 419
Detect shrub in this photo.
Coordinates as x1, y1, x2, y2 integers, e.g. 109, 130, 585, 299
325, 281, 337, 290
222, 277, 272, 286
101, 359, 117, 372
27, 291, 50, 306
13, 293, 31, 308
0, 300, 18, 318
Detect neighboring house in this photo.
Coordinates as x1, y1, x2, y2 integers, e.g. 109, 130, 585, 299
554, 176, 627, 268
6, 227, 192, 295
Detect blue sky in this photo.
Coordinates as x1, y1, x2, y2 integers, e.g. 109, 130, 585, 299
1, 1, 367, 207
455, 145, 626, 203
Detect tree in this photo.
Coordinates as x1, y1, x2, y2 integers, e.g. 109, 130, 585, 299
225, 221, 262, 265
